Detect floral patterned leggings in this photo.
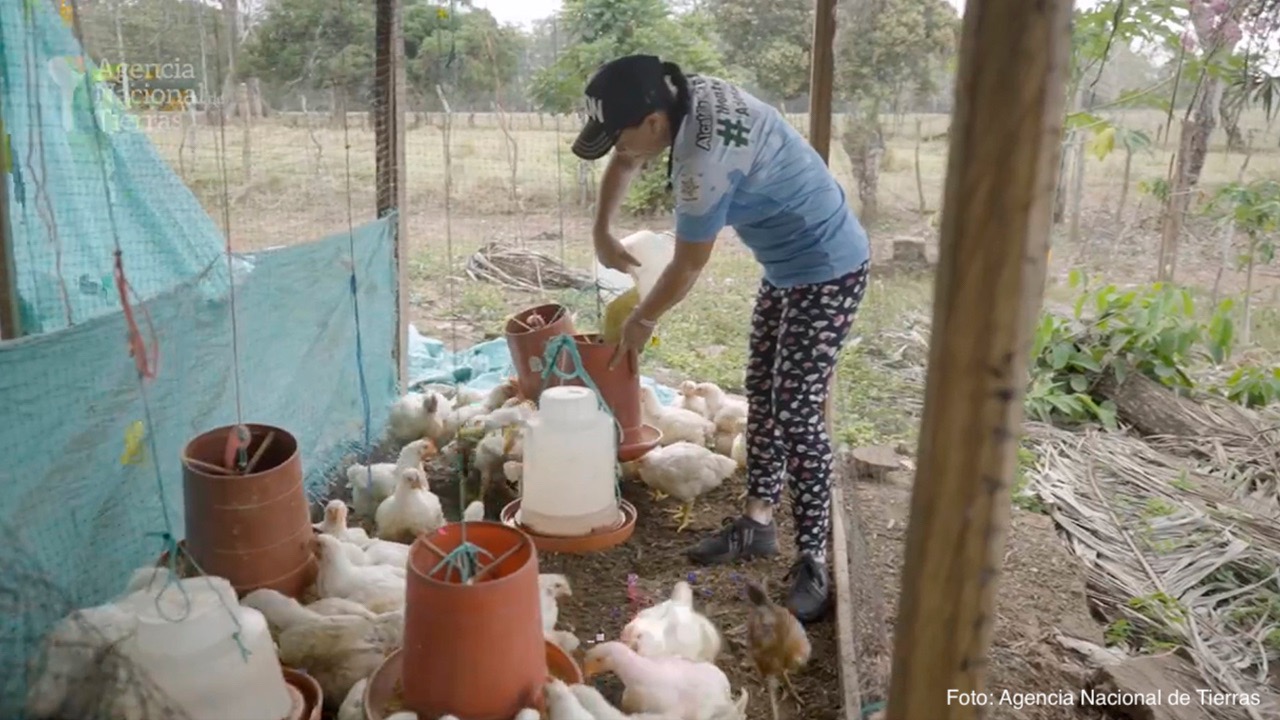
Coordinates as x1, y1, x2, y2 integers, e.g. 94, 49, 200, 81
744, 261, 870, 562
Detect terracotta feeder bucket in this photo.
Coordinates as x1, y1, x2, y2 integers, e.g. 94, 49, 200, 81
400, 521, 547, 719
505, 303, 575, 403
547, 333, 661, 462
180, 423, 317, 598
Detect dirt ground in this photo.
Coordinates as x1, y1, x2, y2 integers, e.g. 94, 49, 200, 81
843, 467, 1106, 720
414, 459, 845, 720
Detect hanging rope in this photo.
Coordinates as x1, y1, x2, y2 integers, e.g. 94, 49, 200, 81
431, 81, 490, 583
64, 0, 248, 654
333, 0, 375, 498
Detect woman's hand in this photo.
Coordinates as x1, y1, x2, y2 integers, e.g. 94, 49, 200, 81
593, 226, 641, 272
608, 312, 656, 369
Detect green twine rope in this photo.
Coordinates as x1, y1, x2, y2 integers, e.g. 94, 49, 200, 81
144, 531, 251, 661
538, 334, 625, 502
430, 398, 492, 584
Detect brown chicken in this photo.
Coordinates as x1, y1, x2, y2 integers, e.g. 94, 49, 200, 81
745, 579, 811, 720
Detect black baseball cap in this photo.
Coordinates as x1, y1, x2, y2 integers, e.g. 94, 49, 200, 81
572, 54, 673, 161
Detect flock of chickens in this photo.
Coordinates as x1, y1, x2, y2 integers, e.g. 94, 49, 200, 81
29, 375, 808, 720
298, 376, 809, 719
369, 377, 753, 535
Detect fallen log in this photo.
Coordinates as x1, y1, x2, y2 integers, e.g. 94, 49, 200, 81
1094, 370, 1250, 440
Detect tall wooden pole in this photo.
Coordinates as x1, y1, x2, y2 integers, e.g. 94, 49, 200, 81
885, 2, 1072, 719
374, 0, 408, 390
0, 110, 21, 340
806, 0, 840, 433
808, 0, 838, 164
804, 2, 859, 717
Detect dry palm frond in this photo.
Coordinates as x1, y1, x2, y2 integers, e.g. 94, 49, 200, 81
1024, 423, 1280, 720
465, 241, 593, 292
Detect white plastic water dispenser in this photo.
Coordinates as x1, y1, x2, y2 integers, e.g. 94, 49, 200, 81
119, 576, 292, 720
521, 385, 620, 536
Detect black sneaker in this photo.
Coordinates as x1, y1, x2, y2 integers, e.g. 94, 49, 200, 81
685, 516, 779, 565
786, 554, 832, 623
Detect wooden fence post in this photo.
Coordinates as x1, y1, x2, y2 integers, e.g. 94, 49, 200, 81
885, 2, 1072, 719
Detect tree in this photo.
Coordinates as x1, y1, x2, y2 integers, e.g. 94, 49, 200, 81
705, 0, 812, 103
239, 0, 523, 111
404, 1, 526, 109
837, 0, 958, 224
239, 0, 376, 105
529, 0, 724, 114
1208, 179, 1279, 345
529, 0, 725, 214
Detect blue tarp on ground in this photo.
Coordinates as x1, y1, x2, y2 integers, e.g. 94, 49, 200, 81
405, 324, 678, 404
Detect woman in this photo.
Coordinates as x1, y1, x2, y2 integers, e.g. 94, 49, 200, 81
574, 54, 870, 623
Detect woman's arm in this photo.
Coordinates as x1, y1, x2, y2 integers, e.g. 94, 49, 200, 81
632, 238, 716, 324
593, 153, 642, 235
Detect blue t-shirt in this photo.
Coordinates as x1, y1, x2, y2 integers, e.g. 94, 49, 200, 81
671, 75, 870, 288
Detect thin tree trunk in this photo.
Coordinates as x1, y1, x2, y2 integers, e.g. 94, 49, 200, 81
914, 118, 926, 215
1067, 133, 1086, 256
1209, 218, 1233, 309
1157, 76, 1223, 282
1242, 236, 1257, 345
1115, 147, 1132, 224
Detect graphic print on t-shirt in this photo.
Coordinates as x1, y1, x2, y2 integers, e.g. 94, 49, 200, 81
671, 74, 870, 288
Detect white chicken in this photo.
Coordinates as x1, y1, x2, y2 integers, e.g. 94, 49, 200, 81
621, 581, 720, 663
569, 683, 682, 720
387, 390, 453, 444
640, 386, 713, 449
582, 642, 748, 720
626, 442, 737, 532
346, 439, 437, 519
440, 403, 488, 446
730, 433, 746, 471
241, 589, 374, 637
25, 598, 138, 718
315, 499, 372, 547
421, 382, 485, 407
337, 679, 367, 720
712, 413, 745, 458
545, 678, 596, 720
483, 377, 520, 410
463, 499, 486, 522
242, 587, 402, 711
674, 380, 709, 418
473, 424, 524, 500
362, 538, 411, 571
692, 382, 747, 423
375, 467, 446, 543
313, 534, 406, 613
539, 573, 579, 653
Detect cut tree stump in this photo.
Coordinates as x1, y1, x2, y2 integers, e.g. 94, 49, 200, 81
851, 446, 904, 482
891, 239, 930, 269
1083, 654, 1212, 720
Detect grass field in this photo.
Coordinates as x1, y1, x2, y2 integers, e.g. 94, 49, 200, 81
140, 107, 1280, 445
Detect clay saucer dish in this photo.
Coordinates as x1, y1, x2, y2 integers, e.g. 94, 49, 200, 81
618, 423, 661, 462
500, 499, 637, 554
282, 667, 322, 720
362, 641, 582, 720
